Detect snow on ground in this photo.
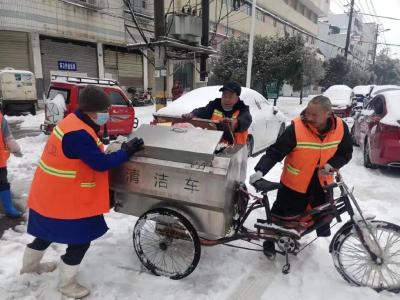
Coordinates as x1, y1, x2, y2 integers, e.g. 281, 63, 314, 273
1, 98, 399, 299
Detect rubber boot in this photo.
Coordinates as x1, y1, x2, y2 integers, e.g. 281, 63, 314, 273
58, 260, 90, 299
0, 189, 22, 218
20, 247, 57, 274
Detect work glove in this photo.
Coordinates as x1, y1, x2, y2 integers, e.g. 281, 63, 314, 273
121, 137, 144, 157
319, 163, 334, 176
249, 171, 264, 185
182, 112, 194, 119
13, 151, 23, 158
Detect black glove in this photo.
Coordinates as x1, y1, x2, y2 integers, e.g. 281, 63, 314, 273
121, 137, 144, 156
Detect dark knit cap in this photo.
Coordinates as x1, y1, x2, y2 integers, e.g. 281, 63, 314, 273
78, 85, 111, 112
219, 81, 241, 96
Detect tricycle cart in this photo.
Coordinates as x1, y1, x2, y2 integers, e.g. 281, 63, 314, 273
110, 124, 400, 293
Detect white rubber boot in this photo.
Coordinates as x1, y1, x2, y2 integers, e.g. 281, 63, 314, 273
58, 260, 90, 299
20, 247, 57, 274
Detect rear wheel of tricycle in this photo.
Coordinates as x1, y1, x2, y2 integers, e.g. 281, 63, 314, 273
331, 220, 400, 293
133, 208, 201, 279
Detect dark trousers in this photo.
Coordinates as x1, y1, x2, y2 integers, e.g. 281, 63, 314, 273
272, 171, 332, 237
28, 238, 90, 266
0, 167, 10, 191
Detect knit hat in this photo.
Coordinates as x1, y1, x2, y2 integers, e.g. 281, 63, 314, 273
78, 85, 111, 112
219, 81, 241, 96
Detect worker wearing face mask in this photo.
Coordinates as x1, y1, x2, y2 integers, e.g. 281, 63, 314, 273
182, 81, 252, 145
20, 85, 144, 299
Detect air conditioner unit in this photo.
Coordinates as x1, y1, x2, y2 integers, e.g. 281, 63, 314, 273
166, 14, 202, 45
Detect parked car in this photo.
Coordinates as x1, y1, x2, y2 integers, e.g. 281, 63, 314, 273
152, 86, 286, 156
41, 75, 137, 137
323, 85, 353, 118
0, 68, 37, 115
352, 90, 400, 168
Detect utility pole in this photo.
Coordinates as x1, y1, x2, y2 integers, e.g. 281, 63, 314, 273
246, 0, 256, 88
372, 24, 379, 64
154, 1, 166, 111
344, 0, 355, 59
200, 0, 209, 81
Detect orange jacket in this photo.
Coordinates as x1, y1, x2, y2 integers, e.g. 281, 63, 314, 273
0, 113, 10, 168
211, 109, 248, 145
281, 116, 344, 193
28, 113, 109, 219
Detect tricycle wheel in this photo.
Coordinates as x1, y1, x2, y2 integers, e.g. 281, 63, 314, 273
331, 220, 400, 293
133, 208, 201, 279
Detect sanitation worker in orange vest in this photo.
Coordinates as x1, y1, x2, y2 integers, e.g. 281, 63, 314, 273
0, 112, 23, 218
20, 85, 144, 299
249, 95, 353, 258
181, 81, 252, 145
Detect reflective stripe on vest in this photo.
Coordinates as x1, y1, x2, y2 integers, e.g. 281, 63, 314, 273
28, 113, 109, 219
210, 109, 248, 145
280, 116, 344, 193
0, 113, 10, 167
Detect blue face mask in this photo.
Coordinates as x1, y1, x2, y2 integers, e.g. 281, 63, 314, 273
95, 112, 109, 126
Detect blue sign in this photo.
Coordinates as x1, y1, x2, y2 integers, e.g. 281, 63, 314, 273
58, 61, 77, 71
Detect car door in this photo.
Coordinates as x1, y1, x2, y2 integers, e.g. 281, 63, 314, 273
367, 97, 385, 162
106, 88, 134, 135
246, 96, 269, 153
259, 96, 281, 145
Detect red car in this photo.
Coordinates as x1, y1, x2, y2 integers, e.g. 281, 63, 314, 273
42, 75, 137, 137
352, 90, 400, 168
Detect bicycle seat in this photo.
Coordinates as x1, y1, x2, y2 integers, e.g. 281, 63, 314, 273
253, 178, 281, 193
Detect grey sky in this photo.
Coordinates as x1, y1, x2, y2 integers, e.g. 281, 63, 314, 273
330, 0, 400, 59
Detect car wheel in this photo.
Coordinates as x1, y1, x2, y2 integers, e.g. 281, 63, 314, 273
277, 123, 285, 140
363, 138, 377, 169
350, 125, 359, 146
246, 135, 254, 157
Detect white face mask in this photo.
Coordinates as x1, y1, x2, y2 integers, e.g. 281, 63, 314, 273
95, 112, 110, 126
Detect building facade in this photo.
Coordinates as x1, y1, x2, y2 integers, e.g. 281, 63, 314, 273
317, 12, 377, 68
1, 0, 331, 97
0, 0, 154, 96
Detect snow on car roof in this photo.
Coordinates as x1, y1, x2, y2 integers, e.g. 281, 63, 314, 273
323, 85, 352, 106
370, 85, 400, 97
154, 86, 265, 117
353, 85, 373, 96
380, 90, 400, 127
325, 85, 352, 91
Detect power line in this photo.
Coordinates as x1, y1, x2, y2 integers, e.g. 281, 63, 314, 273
355, 12, 400, 21
352, 40, 400, 47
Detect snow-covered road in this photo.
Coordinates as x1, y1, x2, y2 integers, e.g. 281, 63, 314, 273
1, 98, 399, 299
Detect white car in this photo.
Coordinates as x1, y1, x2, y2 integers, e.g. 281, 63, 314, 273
152, 86, 286, 156
323, 85, 353, 118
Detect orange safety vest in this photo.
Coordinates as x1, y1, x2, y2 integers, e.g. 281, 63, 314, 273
28, 113, 109, 219
211, 109, 248, 145
281, 116, 344, 193
0, 113, 10, 168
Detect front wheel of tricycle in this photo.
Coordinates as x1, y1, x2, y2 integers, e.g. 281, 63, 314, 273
331, 220, 400, 293
133, 208, 201, 279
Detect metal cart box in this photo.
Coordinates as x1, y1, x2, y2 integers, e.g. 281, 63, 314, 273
109, 124, 248, 238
